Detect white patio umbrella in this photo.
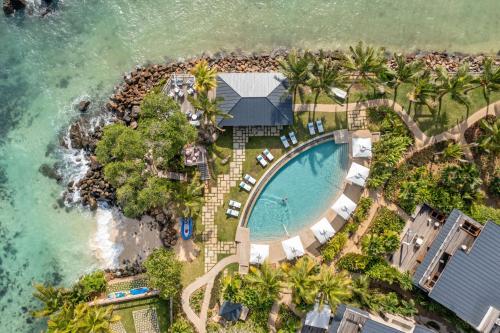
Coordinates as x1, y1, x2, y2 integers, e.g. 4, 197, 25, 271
331, 194, 357, 220
352, 137, 372, 158
346, 162, 370, 187
310, 218, 336, 244
281, 236, 305, 260
249, 244, 269, 264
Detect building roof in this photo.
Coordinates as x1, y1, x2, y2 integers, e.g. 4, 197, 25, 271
215, 73, 293, 127
219, 301, 242, 322
304, 304, 332, 330
427, 221, 500, 328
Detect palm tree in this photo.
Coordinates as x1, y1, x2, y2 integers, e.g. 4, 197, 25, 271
351, 276, 372, 308
406, 70, 436, 115
314, 266, 352, 309
343, 42, 386, 109
174, 174, 204, 218
190, 60, 217, 93
282, 256, 317, 306
386, 54, 424, 105
245, 262, 284, 303
307, 52, 348, 115
70, 303, 120, 333
435, 63, 474, 116
478, 118, 500, 153
278, 49, 313, 104
471, 58, 500, 115
441, 142, 464, 161
32, 284, 68, 318
188, 92, 232, 133
222, 274, 242, 301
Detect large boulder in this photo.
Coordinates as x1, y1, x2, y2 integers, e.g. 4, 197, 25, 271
3, 0, 26, 15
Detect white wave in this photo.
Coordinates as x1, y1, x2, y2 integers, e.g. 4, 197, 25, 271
90, 208, 123, 269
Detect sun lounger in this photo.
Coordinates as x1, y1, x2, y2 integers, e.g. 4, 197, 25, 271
239, 181, 252, 192
280, 135, 290, 148
316, 119, 324, 133
244, 174, 256, 185
256, 154, 268, 167
226, 208, 239, 218
331, 87, 347, 100
229, 200, 242, 209
263, 148, 274, 161
289, 132, 298, 145
308, 122, 316, 135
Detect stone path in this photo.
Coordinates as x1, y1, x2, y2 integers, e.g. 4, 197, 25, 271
132, 308, 160, 333
110, 321, 127, 333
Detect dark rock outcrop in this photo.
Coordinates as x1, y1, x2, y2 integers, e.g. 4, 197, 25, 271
3, 0, 26, 15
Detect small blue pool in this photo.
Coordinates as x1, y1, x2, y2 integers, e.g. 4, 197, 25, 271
130, 287, 149, 295
247, 140, 348, 241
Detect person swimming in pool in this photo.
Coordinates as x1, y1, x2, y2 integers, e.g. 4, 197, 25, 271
282, 197, 288, 204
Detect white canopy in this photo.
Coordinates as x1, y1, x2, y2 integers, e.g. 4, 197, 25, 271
281, 236, 305, 260
249, 244, 269, 264
331, 194, 357, 220
310, 218, 336, 244
352, 137, 372, 158
346, 162, 370, 187
305, 304, 332, 329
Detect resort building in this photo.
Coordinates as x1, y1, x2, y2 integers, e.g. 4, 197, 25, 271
215, 72, 293, 127
301, 304, 435, 333
407, 209, 500, 333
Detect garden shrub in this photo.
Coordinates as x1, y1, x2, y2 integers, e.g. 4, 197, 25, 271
351, 197, 373, 224
370, 207, 405, 235
72, 271, 107, 302
321, 232, 348, 262
169, 316, 195, 333
365, 260, 411, 290
337, 253, 371, 272
361, 231, 400, 257
470, 203, 500, 225
144, 248, 182, 299
276, 306, 301, 333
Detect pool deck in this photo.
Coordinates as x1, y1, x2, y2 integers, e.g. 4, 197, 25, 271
236, 129, 372, 267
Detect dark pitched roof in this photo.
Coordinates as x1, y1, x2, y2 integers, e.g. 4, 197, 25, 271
219, 301, 242, 322
215, 73, 292, 127
329, 305, 405, 333
427, 221, 500, 328
414, 325, 438, 333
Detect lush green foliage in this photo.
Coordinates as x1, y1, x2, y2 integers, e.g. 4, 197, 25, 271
369, 207, 405, 235
276, 306, 301, 333
351, 197, 373, 224
469, 203, 500, 225
169, 316, 195, 333
96, 92, 198, 217
320, 231, 348, 262
361, 231, 400, 257
190, 60, 217, 93
144, 248, 182, 299
337, 253, 371, 272
72, 271, 107, 303
365, 261, 412, 290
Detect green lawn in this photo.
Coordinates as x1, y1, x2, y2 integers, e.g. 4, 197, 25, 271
181, 243, 205, 286
208, 129, 233, 178
214, 111, 347, 242
111, 297, 170, 333
106, 277, 148, 293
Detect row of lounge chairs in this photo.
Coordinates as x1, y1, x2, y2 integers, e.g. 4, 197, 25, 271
280, 131, 298, 149
308, 119, 325, 135
227, 174, 257, 218
256, 148, 274, 167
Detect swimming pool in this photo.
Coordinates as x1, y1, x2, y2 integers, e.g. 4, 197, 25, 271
247, 140, 349, 241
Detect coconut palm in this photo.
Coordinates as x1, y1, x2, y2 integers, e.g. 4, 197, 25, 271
478, 118, 500, 153
442, 142, 464, 161
282, 256, 317, 306
245, 262, 284, 303
435, 63, 474, 116
190, 60, 217, 93
307, 52, 348, 114
351, 276, 372, 308
222, 274, 243, 301
472, 58, 500, 114
386, 54, 424, 105
314, 266, 352, 309
174, 174, 204, 218
32, 284, 68, 318
441, 163, 482, 201
406, 70, 436, 115
188, 92, 232, 132
278, 49, 313, 104
70, 303, 120, 333
343, 41, 387, 108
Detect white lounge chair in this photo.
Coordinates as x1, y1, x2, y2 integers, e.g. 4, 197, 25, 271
263, 148, 274, 161
331, 87, 347, 100
316, 119, 324, 133
229, 200, 242, 209
308, 122, 316, 135
226, 208, 239, 218
239, 182, 252, 192
289, 132, 298, 145
244, 174, 256, 185
256, 154, 268, 167
280, 135, 290, 148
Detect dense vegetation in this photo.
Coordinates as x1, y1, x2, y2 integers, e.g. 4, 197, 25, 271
144, 248, 182, 300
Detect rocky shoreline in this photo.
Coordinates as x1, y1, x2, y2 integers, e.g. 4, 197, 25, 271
3, 0, 56, 16
56, 49, 498, 276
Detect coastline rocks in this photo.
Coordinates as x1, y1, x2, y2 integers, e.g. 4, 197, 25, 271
39, 163, 62, 182
78, 100, 91, 113
3, 0, 26, 15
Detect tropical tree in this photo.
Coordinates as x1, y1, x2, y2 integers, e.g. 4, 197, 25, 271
222, 274, 243, 302
343, 41, 387, 106
472, 57, 500, 114
351, 276, 372, 308
386, 54, 424, 104
173, 174, 204, 218
278, 49, 313, 104
406, 70, 436, 115
435, 63, 474, 116
441, 142, 464, 161
307, 52, 348, 114
440, 163, 482, 202
190, 59, 217, 93
32, 284, 69, 318
69, 303, 120, 333
314, 266, 352, 309
478, 118, 500, 153
245, 262, 284, 303
144, 248, 182, 300
188, 92, 232, 133
282, 256, 317, 306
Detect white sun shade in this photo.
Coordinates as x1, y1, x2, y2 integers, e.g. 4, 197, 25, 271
305, 304, 332, 329
352, 137, 372, 158
310, 218, 336, 244
249, 244, 269, 264
281, 236, 305, 260
346, 162, 370, 187
331, 194, 357, 220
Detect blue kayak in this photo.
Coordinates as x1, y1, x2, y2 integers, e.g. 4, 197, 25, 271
130, 287, 149, 295
180, 217, 193, 240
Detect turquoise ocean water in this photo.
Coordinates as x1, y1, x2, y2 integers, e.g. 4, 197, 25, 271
1, 1, 500, 331
248, 141, 348, 241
